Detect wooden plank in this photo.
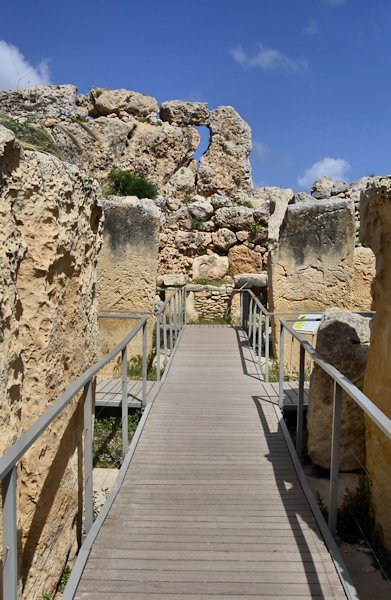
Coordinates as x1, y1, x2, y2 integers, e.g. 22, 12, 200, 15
74, 326, 346, 599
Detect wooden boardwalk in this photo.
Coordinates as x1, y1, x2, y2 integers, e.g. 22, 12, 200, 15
75, 325, 346, 599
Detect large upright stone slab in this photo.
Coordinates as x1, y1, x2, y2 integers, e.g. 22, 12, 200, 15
0, 128, 104, 599
197, 106, 253, 199
97, 197, 161, 370
361, 176, 391, 550
307, 308, 371, 471
268, 197, 355, 369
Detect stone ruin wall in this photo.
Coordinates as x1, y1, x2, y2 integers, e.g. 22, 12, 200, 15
97, 197, 161, 374
361, 176, 391, 551
0, 125, 104, 599
0, 85, 376, 325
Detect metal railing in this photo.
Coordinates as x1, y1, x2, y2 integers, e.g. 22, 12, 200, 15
239, 289, 306, 382
0, 317, 148, 600
98, 286, 187, 384
279, 318, 391, 538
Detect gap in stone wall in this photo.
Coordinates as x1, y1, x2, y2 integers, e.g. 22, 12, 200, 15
193, 125, 210, 194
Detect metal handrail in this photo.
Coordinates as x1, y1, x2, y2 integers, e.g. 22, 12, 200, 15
1, 316, 148, 600
237, 288, 307, 382
279, 317, 391, 539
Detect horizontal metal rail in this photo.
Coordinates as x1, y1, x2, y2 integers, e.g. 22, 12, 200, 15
279, 317, 391, 560
1, 316, 148, 600
238, 288, 306, 382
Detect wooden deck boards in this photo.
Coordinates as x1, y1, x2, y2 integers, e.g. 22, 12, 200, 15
75, 325, 346, 599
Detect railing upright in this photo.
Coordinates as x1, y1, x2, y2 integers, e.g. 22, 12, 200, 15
296, 345, 305, 457
329, 381, 342, 536
121, 346, 128, 459
84, 380, 94, 535
258, 309, 263, 372
168, 300, 173, 354
163, 307, 168, 369
2, 466, 17, 600
252, 302, 257, 356
279, 323, 285, 409
156, 314, 161, 382
142, 321, 147, 407
265, 314, 270, 383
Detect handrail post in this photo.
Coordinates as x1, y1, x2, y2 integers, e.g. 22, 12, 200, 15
279, 322, 285, 409
252, 302, 257, 355
265, 314, 270, 383
248, 297, 253, 340
169, 300, 173, 354
121, 347, 128, 459
258, 308, 263, 374
142, 320, 147, 407
296, 344, 305, 458
329, 381, 342, 536
156, 315, 161, 382
2, 466, 18, 600
173, 293, 177, 344
163, 307, 168, 370
183, 287, 187, 325
83, 380, 94, 534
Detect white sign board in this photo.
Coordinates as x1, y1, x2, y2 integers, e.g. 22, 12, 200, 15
293, 313, 322, 334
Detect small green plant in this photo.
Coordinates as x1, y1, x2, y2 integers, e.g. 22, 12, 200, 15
192, 278, 228, 287
190, 315, 228, 325
249, 222, 266, 240
190, 215, 203, 230
57, 565, 71, 593
93, 411, 141, 467
42, 595, 51, 600
106, 170, 157, 199
0, 113, 61, 157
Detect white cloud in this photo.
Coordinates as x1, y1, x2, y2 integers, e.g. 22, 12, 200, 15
304, 20, 320, 35
0, 40, 51, 90
230, 43, 308, 74
253, 141, 270, 160
297, 157, 351, 190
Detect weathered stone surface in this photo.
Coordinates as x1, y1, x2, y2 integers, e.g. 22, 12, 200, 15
234, 273, 268, 288
186, 291, 199, 322
192, 254, 229, 280
211, 228, 237, 252
269, 197, 355, 314
0, 124, 21, 180
264, 187, 294, 248
361, 176, 391, 550
351, 246, 375, 311
97, 196, 160, 369
0, 145, 103, 599
197, 106, 252, 199
268, 197, 355, 367
214, 205, 254, 230
160, 100, 209, 126
0, 84, 77, 121
228, 245, 262, 275
290, 192, 313, 204
307, 308, 371, 471
311, 176, 334, 199
188, 198, 214, 221
210, 194, 233, 209
175, 230, 211, 253
89, 88, 158, 118
157, 274, 188, 287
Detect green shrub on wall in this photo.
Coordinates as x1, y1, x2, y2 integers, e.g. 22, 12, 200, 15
106, 170, 158, 199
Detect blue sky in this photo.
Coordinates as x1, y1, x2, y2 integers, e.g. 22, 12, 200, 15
1, 0, 391, 191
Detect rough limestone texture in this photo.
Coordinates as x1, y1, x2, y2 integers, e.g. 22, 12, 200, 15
0, 127, 103, 599
0, 85, 78, 121
197, 106, 253, 199
228, 245, 262, 275
351, 246, 376, 311
307, 309, 371, 471
361, 176, 391, 550
97, 196, 160, 371
268, 197, 355, 368
89, 88, 158, 118
160, 100, 209, 126
192, 254, 229, 280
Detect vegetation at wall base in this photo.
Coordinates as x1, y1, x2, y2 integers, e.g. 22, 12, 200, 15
317, 473, 391, 578
0, 113, 62, 157
93, 410, 141, 468
106, 170, 158, 199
